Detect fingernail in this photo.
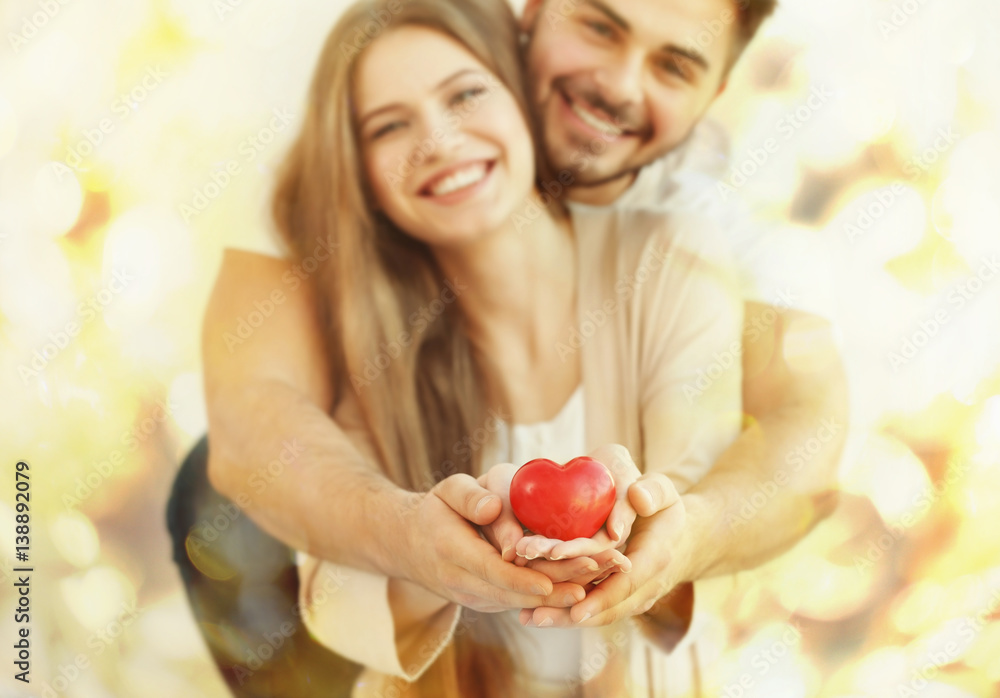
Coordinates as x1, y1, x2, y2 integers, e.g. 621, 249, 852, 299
613, 521, 624, 540
516, 551, 526, 558
552, 554, 566, 561
532, 584, 548, 596
563, 594, 576, 606
502, 546, 511, 559
577, 613, 591, 624
636, 484, 653, 509
587, 561, 600, 572
526, 552, 538, 560
538, 618, 554, 628
475, 496, 497, 517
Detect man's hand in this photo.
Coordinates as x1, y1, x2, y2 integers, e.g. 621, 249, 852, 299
395, 473, 587, 613
519, 494, 688, 627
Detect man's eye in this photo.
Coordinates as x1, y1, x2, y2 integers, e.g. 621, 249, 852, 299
584, 19, 615, 39
657, 57, 691, 81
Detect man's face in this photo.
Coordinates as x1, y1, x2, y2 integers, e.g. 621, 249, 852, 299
523, 0, 737, 200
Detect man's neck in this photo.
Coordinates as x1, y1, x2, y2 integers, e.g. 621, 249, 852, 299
565, 170, 638, 207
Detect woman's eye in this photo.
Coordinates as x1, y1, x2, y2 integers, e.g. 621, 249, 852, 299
370, 121, 405, 140
451, 86, 486, 105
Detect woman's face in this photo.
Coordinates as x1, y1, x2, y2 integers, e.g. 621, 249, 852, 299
354, 26, 536, 249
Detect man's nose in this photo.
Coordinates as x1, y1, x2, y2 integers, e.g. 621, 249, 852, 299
594, 48, 645, 110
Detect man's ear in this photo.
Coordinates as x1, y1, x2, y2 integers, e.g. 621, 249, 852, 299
521, 0, 545, 34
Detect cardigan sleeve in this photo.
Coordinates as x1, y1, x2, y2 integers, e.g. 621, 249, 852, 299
630, 209, 744, 490
296, 552, 463, 680
294, 398, 463, 681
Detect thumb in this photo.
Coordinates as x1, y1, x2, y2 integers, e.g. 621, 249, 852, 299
628, 473, 680, 518
434, 473, 502, 525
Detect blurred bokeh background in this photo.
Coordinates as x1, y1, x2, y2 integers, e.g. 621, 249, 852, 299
1, 0, 998, 696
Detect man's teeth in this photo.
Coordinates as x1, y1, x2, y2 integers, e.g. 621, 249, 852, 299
570, 100, 623, 137
430, 163, 488, 196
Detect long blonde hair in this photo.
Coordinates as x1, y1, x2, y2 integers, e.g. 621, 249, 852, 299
272, 0, 540, 695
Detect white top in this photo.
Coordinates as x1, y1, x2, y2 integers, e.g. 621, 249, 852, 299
481, 385, 586, 696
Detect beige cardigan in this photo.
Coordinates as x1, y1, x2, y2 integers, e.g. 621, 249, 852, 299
297, 205, 744, 697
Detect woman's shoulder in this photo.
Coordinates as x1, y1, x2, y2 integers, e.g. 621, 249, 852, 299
570, 203, 736, 284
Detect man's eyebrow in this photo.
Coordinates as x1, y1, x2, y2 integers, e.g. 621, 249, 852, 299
580, 0, 631, 32
359, 69, 482, 126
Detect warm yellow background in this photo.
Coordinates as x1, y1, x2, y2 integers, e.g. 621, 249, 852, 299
1, 0, 999, 696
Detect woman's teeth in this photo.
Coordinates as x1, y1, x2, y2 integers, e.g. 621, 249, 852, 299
430, 163, 488, 196
570, 100, 623, 137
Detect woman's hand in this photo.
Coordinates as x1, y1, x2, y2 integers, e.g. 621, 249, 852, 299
513, 444, 679, 562
478, 462, 614, 584
396, 474, 587, 613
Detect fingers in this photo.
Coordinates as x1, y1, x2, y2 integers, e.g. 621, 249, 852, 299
435, 473, 501, 526
452, 569, 584, 611
628, 473, 680, 518
458, 535, 554, 597
519, 529, 621, 561
519, 556, 600, 583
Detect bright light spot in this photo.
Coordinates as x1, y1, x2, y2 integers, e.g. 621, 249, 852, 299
34, 163, 84, 237
50, 512, 101, 567
60, 566, 136, 631
0, 93, 17, 159
842, 437, 933, 527
976, 397, 1000, 451
168, 372, 207, 437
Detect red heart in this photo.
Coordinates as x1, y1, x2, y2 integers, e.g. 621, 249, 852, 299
509, 457, 616, 541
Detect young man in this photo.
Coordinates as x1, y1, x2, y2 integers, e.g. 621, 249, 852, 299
200, 0, 844, 655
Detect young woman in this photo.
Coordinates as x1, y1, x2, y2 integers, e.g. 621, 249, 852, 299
275, 0, 742, 695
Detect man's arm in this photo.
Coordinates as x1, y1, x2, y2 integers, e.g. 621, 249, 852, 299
203, 249, 408, 573
202, 249, 569, 609
675, 302, 847, 580
522, 302, 848, 628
